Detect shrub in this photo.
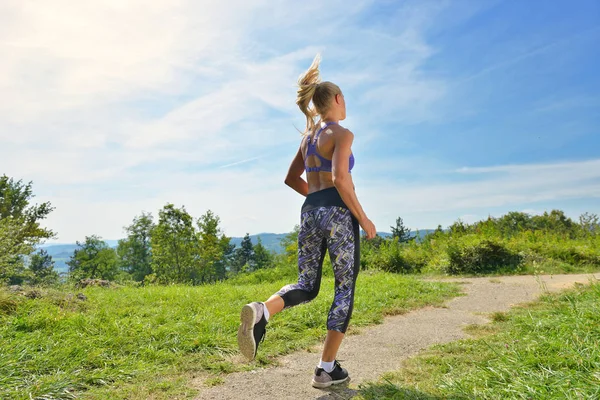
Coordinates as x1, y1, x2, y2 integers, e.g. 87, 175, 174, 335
0, 289, 17, 315
541, 243, 600, 267
227, 264, 297, 285
446, 235, 523, 275
361, 239, 420, 274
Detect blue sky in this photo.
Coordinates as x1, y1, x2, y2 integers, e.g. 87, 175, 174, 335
1, 0, 599, 243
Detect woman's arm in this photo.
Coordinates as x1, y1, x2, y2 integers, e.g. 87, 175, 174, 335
331, 129, 376, 238
284, 144, 308, 197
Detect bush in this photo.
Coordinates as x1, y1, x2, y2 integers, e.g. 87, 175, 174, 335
446, 235, 523, 275
227, 264, 297, 285
540, 243, 600, 267
401, 241, 430, 272
362, 238, 420, 274
0, 289, 17, 315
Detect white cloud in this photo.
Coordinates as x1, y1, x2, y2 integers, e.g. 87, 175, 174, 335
358, 158, 600, 228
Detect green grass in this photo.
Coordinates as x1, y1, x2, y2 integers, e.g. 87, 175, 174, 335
0, 271, 460, 399
358, 280, 600, 400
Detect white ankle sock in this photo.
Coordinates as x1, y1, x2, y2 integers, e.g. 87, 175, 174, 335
318, 360, 335, 373
262, 302, 270, 322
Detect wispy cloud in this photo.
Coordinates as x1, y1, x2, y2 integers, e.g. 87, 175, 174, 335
218, 156, 265, 169
533, 95, 600, 113
360, 158, 600, 216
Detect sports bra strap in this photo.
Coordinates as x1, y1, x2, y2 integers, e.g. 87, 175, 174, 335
312, 121, 337, 144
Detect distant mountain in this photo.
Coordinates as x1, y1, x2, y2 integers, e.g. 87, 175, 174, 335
230, 233, 288, 253
39, 230, 435, 275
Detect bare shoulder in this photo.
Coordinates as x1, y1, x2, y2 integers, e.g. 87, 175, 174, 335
328, 124, 354, 143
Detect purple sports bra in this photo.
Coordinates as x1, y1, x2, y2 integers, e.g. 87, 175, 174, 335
305, 122, 355, 173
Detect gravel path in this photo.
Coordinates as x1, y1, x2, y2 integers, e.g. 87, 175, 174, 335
196, 273, 600, 400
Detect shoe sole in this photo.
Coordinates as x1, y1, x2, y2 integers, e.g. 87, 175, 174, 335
311, 376, 350, 388
237, 304, 257, 361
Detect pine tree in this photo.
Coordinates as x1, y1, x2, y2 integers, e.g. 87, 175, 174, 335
253, 237, 273, 270
390, 217, 413, 243
28, 249, 59, 285
233, 233, 254, 273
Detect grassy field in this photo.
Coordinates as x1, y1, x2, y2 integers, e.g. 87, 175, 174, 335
358, 280, 600, 400
0, 271, 460, 399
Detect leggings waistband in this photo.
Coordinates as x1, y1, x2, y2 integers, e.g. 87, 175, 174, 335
301, 187, 348, 213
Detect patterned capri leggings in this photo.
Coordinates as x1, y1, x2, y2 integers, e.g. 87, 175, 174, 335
276, 188, 360, 333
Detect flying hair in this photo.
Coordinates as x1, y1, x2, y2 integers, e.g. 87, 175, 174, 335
296, 54, 341, 135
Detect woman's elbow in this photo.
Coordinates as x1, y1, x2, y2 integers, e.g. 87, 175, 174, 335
332, 173, 349, 187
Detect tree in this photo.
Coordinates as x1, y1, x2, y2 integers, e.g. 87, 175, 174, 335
28, 249, 59, 285
67, 235, 119, 280
0, 175, 56, 284
280, 225, 300, 265
579, 212, 599, 236
532, 210, 576, 236
151, 204, 199, 284
0, 175, 55, 246
361, 233, 385, 249
494, 212, 534, 236
391, 217, 413, 243
197, 210, 231, 282
253, 237, 273, 270
117, 212, 154, 281
233, 233, 254, 273
0, 217, 32, 284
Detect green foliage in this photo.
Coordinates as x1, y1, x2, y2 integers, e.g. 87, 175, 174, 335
0, 175, 56, 284
67, 235, 120, 281
150, 204, 199, 284
196, 210, 232, 282
390, 216, 414, 243
362, 237, 420, 274
446, 235, 523, 275
362, 210, 600, 276
227, 263, 297, 285
148, 205, 232, 284
0, 217, 32, 284
280, 225, 299, 265
358, 282, 600, 399
117, 212, 154, 282
579, 212, 600, 236
0, 176, 55, 240
0, 290, 17, 315
252, 237, 274, 271
28, 249, 59, 286
233, 233, 254, 273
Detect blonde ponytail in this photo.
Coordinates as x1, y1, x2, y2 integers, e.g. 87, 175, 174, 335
296, 54, 322, 134
296, 54, 342, 135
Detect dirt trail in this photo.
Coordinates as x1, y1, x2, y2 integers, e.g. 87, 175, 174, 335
196, 273, 600, 400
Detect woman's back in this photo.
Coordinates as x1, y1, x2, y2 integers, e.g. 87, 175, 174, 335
302, 122, 354, 194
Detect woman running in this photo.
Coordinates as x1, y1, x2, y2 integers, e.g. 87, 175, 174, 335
237, 54, 376, 388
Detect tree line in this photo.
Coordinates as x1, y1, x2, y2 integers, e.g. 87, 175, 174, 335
68, 205, 274, 284
2, 174, 598, 286
0, 175, 273, 285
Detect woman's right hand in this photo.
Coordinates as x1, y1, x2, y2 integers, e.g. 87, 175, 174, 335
360, 217, 377, 239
